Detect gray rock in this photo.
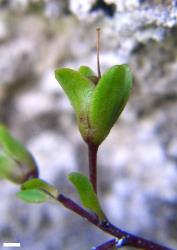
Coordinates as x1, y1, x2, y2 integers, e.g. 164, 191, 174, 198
0, 38, 36, 87
0, 19, 10, 42
44, 0, 68, 18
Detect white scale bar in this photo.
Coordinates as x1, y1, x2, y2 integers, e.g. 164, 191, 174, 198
3, 243, 21, 247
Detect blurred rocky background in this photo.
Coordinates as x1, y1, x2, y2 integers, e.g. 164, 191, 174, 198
0, 0, 177, 249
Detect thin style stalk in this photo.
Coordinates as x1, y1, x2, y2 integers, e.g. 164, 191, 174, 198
57, 194, 173, 250
88, 143, 98, 193
96, 27, 101, 79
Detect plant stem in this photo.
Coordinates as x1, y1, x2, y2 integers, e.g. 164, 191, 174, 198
58, 194, 98, 224
57, 194, 174, 250
88, 143, 98, 193
99, 221, 173, 250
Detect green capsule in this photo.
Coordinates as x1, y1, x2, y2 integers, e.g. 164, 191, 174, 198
55, 64, 132, 146
0, 125, 38, 184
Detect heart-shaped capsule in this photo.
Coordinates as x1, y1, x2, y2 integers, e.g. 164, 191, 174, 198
55, 64, 132, 146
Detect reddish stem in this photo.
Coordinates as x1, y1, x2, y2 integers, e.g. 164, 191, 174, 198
88, 143, 98, 193
57, 194, 173, 250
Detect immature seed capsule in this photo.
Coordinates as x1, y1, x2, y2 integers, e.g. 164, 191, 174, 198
0, 125, 38, 184
55, 64, 132, 146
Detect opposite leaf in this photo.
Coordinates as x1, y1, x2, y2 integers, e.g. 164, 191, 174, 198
89, 64, 132, 145
16, 189, 49, 203
68, 172, 105, 221
55, 68, 95, 113
79, 66, 98, 85
55, 68, 95, 142
79, 66, 96, 78
21, 178, 59, 199
17, 178, 59, 204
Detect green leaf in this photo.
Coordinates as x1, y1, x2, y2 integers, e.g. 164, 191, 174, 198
68, 172, 105, 221
55, 68, 95, 142
55, 68, 95, 112
21, 178, 58, 198
0, 125, 38, 174
79, 66, 96, 78
89, 64, 132, 145
17, 179, 59, 204
16, 189, 49, 203
78, 66, 98, 85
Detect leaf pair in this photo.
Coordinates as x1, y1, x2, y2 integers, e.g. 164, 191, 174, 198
55, 65, 132, 146
0, 125, 38, 184
17, 171, 105, 222
17, 178, 59, 203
